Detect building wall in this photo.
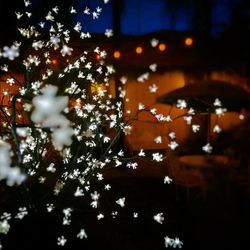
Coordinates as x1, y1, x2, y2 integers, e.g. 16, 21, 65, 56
123, 70, 248, 153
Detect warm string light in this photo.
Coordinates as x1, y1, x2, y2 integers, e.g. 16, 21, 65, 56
112, 38, 194, 58
184, 37, 193, 46
158, 43, 167, 51
135, 46, 143, 54
113, 50, 121, 59
52, 59, 58, 65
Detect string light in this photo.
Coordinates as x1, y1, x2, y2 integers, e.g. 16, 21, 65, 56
113, 50, 121, 59
184, 37, 193, 46
52, 59, 57, 65
135, 46, 143, 54
158, 43, 167, 51
110, 38, 195, 58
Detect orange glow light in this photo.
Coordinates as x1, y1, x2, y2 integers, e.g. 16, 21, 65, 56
158, 43, 166, 51
91, 83, 105, 94
52, 59, 57, 65
113, 50, 121, 59
96, 54, 101, 60
185, 37, 193, 46
135, 46, 143, 54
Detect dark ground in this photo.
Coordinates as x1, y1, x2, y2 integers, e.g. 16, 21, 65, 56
0, 157, 249, 250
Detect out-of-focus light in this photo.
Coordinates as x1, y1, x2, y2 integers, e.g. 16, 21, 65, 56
239, 114, 245, 120
91, 83, 105, 93
96, 54, 101, 60
135, 46, 143, 54
158, 43, 166, 51
184, 37, 193, 46
113, 50, 121, 59
52, 59, 57, 65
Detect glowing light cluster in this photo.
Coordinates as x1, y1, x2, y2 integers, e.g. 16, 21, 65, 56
0, 1, 229, 249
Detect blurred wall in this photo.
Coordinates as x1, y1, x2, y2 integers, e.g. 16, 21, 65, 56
122, 70, 248, 153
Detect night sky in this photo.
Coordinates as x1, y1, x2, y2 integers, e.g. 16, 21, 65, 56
0, 0, 249, 40
74, 0, 242, 35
